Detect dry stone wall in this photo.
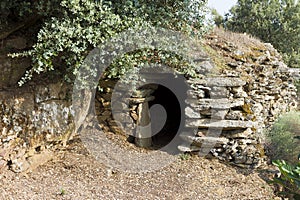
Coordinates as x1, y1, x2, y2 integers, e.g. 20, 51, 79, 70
0, 81, 73, 172
0, 29, 298, 173
95, 30, 298, 168
179, 30, 298, 167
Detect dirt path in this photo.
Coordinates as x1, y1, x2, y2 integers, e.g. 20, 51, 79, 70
0, 139, 278, 200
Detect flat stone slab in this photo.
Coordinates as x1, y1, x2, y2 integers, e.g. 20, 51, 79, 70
186, 98, 244, 110
188, 77, 246, 87
186, 119, 256, 129
181, 136, 229, 145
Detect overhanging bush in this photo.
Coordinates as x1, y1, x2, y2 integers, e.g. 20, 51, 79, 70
7, 0, 211, 85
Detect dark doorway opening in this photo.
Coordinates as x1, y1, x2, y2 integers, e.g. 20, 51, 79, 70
148, 84, 182, 149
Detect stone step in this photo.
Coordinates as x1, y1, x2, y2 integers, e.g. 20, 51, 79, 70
187, 77, 246, 87
181, 135, 229, 145
178, 145, 215, 153
178, 145, 201, 152
186, 98, 244, 110
186, 119, 256, 130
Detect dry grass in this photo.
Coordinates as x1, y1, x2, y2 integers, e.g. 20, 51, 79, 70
208, 27, 266, 53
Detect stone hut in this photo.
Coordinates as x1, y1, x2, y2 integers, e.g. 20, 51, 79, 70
0, 28, 298, 172
93, 28, 298, 168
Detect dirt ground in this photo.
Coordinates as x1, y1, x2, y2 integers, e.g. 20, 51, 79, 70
0, 137, 279, 200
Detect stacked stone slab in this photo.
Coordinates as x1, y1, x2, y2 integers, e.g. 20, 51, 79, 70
177, 30, 298, 167
95, 80, 157, 147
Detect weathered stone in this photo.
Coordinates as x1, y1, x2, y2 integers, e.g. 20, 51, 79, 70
113, 112, 133, 124
135, 102, 152, 148
186, 119, 256, 130
6, 37, 27, 49
199, 109, 228, 120
225, 128, 253, 139
181, 135, 229, 146
112, 102, 128, 111
201, 77, 247, 87
132, 89, 155, 98
231, 86, 248, 98
187, 98, 244, 110
210, 87, 229, 97
129, 96, 155, 104
185, 107, 201, 119
178, 145, 201, 152
225, 111, 245, 120
130, 112, 138, 121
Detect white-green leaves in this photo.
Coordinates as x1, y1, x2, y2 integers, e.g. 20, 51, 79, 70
8, 0, 210, 85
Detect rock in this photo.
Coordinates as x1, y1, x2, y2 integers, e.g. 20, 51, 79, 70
178, 145, 201, 152
129, 96, 155, 104
210, 87, 229, 97
186, 119, 256, 130
181, 136, 229, 146
112, 102, 128, 111
25, 150, 54, 172
201, 77, 247, 87
10, 158, 30, 173
6, 37, 27, 49
187, 98, 244, 110
225, 128, 253, 139
231, 86, 248, 98
113, 113, 133, 124
185, 107, 201, 118
225, 111, 245, 120
135, 102, 152, 148
132, 89, 155, 98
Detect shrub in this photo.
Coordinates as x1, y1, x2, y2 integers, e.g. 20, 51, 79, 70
7, 0, 211, 86
271, 160, 300, 198
266, 111, 300, 165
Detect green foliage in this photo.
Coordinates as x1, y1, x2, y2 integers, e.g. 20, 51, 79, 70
224, 0, 300, 68
266, 111, 300, 165
108, 0, 209, 35
59, 188, 66, 196
210, 8, 224, 27
179, 153, 191, 161
271, 160, 300, 198
7, 0, 210, 85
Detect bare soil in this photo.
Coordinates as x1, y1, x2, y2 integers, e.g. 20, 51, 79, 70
0, 137, 279, 200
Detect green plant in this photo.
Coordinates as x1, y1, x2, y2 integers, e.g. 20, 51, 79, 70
60, 188, 66, 196
266, 111, 300, 165
7, 0, 211, 86
179, 153, 191, 161
271, 160, 300, 198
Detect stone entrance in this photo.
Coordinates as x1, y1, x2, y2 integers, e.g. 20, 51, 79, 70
149, 84, 182, 148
